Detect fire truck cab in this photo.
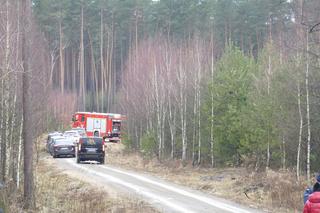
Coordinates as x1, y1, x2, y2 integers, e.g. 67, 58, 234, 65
72, 112, 123, 143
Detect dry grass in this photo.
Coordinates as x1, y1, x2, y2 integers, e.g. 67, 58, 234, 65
35, 160, 157, 213
0, 181, 24, 213
106, 143, 306, 213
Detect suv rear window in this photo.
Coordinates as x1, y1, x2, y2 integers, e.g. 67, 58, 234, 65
80, 138, 103, 147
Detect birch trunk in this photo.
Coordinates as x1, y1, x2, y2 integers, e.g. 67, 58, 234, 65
282, 135, 286, 170
192, 89, 197, 163
9, 90, 17, 181
296, 0, 304, 182
266, 47, 272, 170
210, 38, 215, 168
168, 99, 176, 159
296, 81, 303, 180
4, 99, 11, 181
197, 44, 202, 166
154, 63, 162, 160
197, 78, 201, 165
1, 0, 10, 182
306, 32, 311, 182
178, 52, 187, 162
17, 116, 23, 188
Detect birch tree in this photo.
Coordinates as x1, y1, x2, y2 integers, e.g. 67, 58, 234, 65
305, 31, 311, 181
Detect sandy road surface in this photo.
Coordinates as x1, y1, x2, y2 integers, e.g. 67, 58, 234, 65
53, 158, 264, 213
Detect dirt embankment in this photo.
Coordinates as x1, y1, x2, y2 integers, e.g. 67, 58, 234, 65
106, 143, 305, 213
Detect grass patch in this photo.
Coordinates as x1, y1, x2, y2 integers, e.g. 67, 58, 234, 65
35, 157, 158, 213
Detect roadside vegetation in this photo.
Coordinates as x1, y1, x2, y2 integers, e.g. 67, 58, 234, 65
107, 143, 305, 213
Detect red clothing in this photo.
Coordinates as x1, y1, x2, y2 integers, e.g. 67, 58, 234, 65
304, 192, 320, 213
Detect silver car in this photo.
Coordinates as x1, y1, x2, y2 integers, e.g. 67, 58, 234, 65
47, 135, 65, 153
50, 138, 75, 158
63, 130, 83, 144
71, 128, 87, 137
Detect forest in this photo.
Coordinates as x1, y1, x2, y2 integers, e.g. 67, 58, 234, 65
1, 0, 320, 208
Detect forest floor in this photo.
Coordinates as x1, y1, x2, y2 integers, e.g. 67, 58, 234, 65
106, 143, 306, 213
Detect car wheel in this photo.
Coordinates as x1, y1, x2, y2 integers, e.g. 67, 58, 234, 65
100, 158, 105, 164
53, 154, 57, 158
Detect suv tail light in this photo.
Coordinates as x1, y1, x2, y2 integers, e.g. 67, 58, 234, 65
78, 139, 83, 151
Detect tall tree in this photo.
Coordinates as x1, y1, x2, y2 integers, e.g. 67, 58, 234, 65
79, 3, 85, 110
21, 0, 34, 208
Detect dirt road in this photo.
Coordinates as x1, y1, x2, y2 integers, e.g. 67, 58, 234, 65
52, 158, 263, 213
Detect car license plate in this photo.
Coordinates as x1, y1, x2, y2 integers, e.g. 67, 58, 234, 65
87, 148, 96, 153
61, 147, 68, 150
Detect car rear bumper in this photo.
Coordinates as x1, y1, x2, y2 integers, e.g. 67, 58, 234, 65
105, 137, 120, 142
78, 153, 104, 160
54, 149, 75, 156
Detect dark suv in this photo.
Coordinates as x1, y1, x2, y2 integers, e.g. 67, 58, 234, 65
76, 137, 105, 164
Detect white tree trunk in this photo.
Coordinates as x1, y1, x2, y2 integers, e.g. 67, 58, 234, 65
306, 32, 311, 182
266, 52, 271, 170
197, 44, 202, 166
282, 135, 286, 170
296, 81, 303, 181
210, 35, 215, 168
192, 88, 197, 163
178, 53, 187, 162
1, 0, 11, 182
9, 90, 17, 180
17, 115, 23, 188
168, 102, 176, 159
154, 64, 162, 160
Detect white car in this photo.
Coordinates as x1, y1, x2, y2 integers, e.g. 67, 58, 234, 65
63, 130, 82, 144
71, 128, 87, 137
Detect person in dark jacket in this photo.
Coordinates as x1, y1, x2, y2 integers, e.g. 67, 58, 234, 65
305, 187, 314, 204
303, 182, 320, 213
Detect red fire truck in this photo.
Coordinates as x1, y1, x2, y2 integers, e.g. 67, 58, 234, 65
71, 112, 124, 142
